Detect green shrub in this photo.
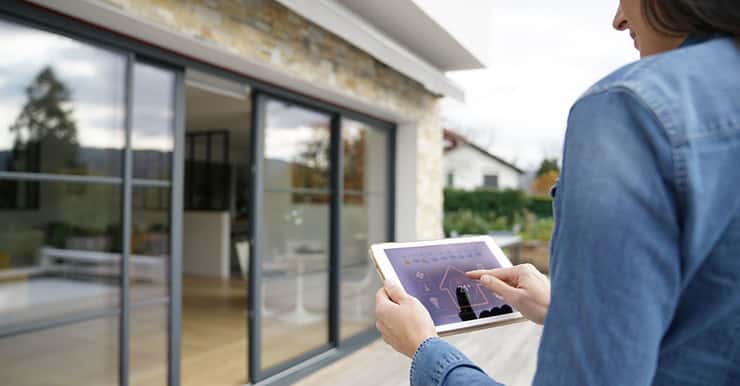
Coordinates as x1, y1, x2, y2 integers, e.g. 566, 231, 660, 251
527, 195, 553, 218
444, 188, 528, 226
522, 217, 555, 242
443, 210, 512, 237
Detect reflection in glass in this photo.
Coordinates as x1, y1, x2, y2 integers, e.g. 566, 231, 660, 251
264, 100, 331, 191
260, 193, 329, 368
340, 119, 390, 340
0, 18, 126, 176
342, 119, 388, 195
0, 179, 39, 209
340, 193, 387, 340
0, 181, 121, 328
0, 316, 118, 386
132, 63, 175, 181
261, 100, 331, 370
131, 186, 170, 301
131, 305, 168, 386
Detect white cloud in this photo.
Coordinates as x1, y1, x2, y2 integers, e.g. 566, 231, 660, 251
265, 126, 327, 162
0, 97, 25, 150
56, 59, 99, 78
441, 0, 636, 170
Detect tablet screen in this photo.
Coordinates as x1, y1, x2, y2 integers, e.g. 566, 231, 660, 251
384, 241, 514, 325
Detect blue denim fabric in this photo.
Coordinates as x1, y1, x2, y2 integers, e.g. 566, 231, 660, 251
411, 337, 503, 386
411, 35, 740, 386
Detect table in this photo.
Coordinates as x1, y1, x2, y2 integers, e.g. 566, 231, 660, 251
489, 232, 523, 264
279, 252, 325, 325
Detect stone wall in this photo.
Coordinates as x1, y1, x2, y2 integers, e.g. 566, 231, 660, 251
414, 104, 444, 240
96, 0, 444, 238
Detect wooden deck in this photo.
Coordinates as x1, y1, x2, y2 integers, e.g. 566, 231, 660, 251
295, 321, 543, 386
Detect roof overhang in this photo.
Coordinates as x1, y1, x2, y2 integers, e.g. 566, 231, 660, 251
276, 0, 478, 101
339, 0, 486, 71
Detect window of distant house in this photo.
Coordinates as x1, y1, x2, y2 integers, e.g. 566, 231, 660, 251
447, 173, 454, 187
483, 174, 499, 189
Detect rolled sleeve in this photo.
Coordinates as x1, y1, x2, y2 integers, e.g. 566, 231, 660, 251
411, 337, 503, 386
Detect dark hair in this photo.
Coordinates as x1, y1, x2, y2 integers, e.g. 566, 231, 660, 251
642, 0, 740, 40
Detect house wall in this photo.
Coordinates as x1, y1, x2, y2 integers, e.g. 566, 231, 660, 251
444, 146, 521, 190
93, 0, 445, 240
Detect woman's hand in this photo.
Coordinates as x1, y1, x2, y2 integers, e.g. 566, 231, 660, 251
375, 280, 437, 358
466, 263, 551, 324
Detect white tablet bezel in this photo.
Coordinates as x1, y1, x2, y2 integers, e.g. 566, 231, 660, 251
369, 235, 524, 335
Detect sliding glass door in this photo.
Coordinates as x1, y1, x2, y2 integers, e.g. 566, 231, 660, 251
339, 118, 391, 340
252, 96, 333, 377
249, 93, 394, 382
0, 14, 182, 386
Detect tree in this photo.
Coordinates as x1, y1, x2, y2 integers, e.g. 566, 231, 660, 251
9, 66, 82, 174
291, 128, 330, 203
531, 158, 560, 195
536, 157, 559, 177
3, 67, 82, 209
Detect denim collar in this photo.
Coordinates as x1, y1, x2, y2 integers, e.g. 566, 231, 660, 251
680, 33, 722, 48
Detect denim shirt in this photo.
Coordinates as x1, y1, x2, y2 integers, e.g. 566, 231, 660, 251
411, 35, 740, 386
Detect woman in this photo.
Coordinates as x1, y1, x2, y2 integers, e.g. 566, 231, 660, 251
375, 1, 740, 385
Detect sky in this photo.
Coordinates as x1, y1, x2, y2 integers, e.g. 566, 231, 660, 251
437, 0, 638, 171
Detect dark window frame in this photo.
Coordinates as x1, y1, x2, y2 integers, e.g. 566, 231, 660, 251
0, 2, 397, 385
248, 91, 395, 382
184, 130, 230, 211
0, 7, 181, 386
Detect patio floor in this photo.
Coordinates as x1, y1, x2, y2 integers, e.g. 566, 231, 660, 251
295, 320, 543, 386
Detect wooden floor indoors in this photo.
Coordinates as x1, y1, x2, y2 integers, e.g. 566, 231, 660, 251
0, 273, 385, 386
178, 274, 373, 386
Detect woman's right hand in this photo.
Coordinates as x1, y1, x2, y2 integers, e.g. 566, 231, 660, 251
466, 264, 551, 325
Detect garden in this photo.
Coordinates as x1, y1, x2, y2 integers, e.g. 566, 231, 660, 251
443, 187, 553, 273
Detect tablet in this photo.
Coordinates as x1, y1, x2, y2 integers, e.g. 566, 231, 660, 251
370, 236, 524, 336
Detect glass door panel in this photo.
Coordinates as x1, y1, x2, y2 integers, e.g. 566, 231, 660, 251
340, 119, 390, 340
258, 98, 332, 373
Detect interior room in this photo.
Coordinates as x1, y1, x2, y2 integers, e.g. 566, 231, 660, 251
179, 71, 388, 383
180, 70, 251, 386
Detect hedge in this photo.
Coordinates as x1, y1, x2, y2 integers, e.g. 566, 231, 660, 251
443, 188, 554, 238
527, 195, 553, 218
444, 188, 553, 221
444, 188, 528, 225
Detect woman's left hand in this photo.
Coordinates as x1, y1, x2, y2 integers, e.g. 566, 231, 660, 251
375, 280, 437, 358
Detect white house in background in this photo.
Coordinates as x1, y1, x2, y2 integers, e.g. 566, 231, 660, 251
443, 129, 524, 190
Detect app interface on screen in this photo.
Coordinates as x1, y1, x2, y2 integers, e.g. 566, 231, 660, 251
386, 241, 514, 325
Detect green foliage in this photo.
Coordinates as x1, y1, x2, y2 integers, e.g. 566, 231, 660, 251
536, 158, 560, 177
443, 188, 555, 240
444, 188, 528, 226
9, 66, 83, 174
527, 195, 553, 218
443, 210, 492, 236
522, 217, 555, 242
443, 210, 511, 237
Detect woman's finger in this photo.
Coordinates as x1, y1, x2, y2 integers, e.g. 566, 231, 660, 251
467, 267, 519, 283
480, 274, 521, 302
